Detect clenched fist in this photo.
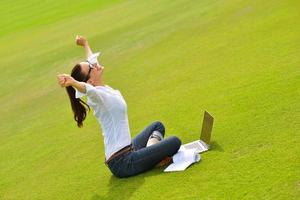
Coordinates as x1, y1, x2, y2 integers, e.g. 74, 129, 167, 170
75, 35, 88, 46
57, 74, 75, 87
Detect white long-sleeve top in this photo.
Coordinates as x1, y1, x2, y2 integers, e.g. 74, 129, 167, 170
75, 83, 132, 160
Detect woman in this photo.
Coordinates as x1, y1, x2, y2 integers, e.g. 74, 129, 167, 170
57, 35, 181, 178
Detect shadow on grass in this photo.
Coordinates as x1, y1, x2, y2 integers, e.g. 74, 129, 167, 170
210, 141, 224, 152
91, 165, 168, 199
91, 174, 145, 200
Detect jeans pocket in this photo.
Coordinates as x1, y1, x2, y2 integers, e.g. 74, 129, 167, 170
108, 157, 121, 175
110, 153, 133, 178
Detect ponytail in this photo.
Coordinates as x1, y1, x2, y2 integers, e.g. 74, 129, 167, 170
66, 86, 90, 128
65, 63, 90, 128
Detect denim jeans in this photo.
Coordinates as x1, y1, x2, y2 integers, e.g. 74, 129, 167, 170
107, 121, 181, 178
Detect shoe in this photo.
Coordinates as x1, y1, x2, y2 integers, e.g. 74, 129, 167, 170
156, 156, 172, 167
146, 131, 164, 147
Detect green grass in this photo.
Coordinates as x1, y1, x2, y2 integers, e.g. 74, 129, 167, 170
0, 0, 299, 199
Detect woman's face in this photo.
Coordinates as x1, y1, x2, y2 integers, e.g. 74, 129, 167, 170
80, 61, 104, 84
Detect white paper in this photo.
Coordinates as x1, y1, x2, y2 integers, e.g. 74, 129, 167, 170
87, 52, 100, 65
164, 148, 201, 172
163, 161, 192, 172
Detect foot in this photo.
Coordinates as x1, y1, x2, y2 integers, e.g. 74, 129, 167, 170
156, 157, 172, 167
146, 131, 164, 147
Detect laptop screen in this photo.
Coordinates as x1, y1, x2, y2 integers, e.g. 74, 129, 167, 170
200, 111, 214, 144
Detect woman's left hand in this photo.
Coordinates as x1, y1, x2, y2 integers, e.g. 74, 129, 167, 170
57, 74, 75, 87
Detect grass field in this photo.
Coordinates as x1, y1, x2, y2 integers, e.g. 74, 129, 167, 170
0, 0, 299, 199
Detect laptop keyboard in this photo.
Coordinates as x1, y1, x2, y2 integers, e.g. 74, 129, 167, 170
185, 142, 205, 151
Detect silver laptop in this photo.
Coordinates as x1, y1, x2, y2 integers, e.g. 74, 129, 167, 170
181, 111, 214, 153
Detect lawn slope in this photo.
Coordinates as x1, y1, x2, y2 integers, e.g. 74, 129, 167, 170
0, 0, 299, 199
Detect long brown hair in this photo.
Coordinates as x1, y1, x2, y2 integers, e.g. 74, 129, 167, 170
66, 64, 90, 128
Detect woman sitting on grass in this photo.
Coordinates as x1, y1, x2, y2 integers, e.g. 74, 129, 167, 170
57, 35, 181, 178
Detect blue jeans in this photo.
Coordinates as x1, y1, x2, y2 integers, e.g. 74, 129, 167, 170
107, 121, 181, 178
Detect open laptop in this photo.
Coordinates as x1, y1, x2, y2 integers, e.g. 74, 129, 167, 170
181, 111, 214, 153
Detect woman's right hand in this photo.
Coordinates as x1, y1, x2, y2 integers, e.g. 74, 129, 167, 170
75, 35, 88, 46
57, 74, 75, 87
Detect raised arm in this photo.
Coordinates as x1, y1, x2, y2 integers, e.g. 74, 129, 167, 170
57, 74, 86, 93
75, 35, 93, 59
